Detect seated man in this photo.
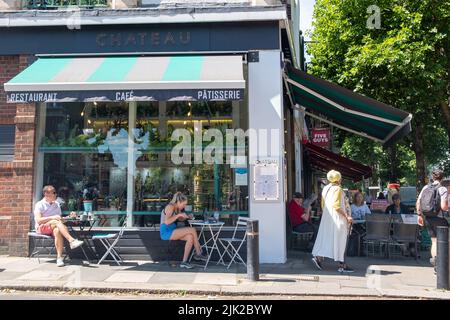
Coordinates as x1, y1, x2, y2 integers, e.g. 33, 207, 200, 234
385, 193, 410, 214
288, 193, 317, 242
34, 185, 84, 267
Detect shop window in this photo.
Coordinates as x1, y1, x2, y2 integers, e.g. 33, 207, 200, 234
0, 125, 15, 162
37, 100, 249, 229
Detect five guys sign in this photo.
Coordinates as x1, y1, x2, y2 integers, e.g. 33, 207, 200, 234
311, 128, 331, 148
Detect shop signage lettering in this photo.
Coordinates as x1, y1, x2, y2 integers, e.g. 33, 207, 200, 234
197, 90, 241, 100
96, 32, 191, 47
115, 91, 134, 101
311, 128, 331, 148
7, 92, 58, 103
6, 89, 244, 103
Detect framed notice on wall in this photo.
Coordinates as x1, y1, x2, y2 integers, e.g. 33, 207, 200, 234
253, 159, 279, 201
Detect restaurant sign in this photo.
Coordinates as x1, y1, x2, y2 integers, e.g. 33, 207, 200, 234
311, 128, 331, 148
6, 89, 244, 103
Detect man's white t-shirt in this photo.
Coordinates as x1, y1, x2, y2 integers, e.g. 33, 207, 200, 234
34, 198, 62, 229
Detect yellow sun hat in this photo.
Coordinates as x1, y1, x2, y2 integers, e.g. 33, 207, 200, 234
327, 170, 342, 183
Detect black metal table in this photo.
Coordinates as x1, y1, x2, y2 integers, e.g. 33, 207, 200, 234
64, 217, 99, 263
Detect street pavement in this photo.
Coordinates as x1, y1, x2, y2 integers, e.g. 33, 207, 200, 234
0, 252, 448, 300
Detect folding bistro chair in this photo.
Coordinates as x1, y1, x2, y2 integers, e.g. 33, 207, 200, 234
28, 213, 56, 263
217, 216, 249, 269
363, 214, 391, 258
390, 221, 420, 260
286, 209, 314, 250
92, 220, 126, 265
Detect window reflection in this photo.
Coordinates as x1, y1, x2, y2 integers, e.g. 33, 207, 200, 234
39, 101, 248, 228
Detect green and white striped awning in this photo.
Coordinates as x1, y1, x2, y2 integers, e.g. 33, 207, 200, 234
4, 55, 245, 103
284, 62, 412, 147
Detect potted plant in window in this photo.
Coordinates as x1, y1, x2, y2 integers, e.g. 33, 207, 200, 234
82, 186, 97, 213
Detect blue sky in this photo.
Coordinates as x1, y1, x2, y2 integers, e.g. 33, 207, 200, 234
299, 0, 316, 63
299, 0, 315, 41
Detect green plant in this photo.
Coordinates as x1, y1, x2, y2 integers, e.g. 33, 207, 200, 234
67, 197, 78, 211
42, 124, 105, 148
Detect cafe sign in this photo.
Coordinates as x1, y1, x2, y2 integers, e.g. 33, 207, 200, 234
6, 89, 244, 103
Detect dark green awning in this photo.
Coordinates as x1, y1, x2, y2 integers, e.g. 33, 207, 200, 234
284, 63, 412, 147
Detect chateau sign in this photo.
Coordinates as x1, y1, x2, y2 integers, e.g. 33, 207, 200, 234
96, 31, 191, 48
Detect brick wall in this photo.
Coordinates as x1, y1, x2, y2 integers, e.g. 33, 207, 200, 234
0, 55, 35, 256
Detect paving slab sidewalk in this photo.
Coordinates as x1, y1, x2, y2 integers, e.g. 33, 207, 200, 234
0, 254, 449, 299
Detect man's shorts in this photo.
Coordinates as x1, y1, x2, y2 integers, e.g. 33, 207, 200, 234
37, 224, 54, 236
425, 216, 449, 238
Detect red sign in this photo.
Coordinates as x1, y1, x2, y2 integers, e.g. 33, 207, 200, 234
371, 199, 389, 213
311, 128, 331, 148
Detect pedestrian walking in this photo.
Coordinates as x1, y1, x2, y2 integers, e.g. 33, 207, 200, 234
416, 168, 449, 272
311, 170, 354, 273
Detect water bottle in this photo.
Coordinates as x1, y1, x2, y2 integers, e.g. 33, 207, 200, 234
203, 208, 207, 223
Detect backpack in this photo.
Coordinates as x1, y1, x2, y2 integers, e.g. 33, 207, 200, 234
420, 183, 442, 217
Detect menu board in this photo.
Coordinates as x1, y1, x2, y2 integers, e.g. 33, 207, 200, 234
253, 159, 279, 201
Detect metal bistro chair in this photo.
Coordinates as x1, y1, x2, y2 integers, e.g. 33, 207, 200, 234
390, 221, 420, 260
28, 213, 56, 263
217, 216, 250, 269
91, 217, 126, 265
363, 214, 391, 258
286, 210, 314, 250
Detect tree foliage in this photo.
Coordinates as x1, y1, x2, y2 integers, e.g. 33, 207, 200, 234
307, 0, 450, 187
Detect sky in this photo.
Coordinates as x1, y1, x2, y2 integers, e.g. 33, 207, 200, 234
299, 0, 316, 63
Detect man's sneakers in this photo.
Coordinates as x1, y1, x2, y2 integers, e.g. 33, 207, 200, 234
311, 256, 323, 270
56, 257, 65, 267
180, 261, 195, 269
338, 265, 354, 273
70, 239, 84, 250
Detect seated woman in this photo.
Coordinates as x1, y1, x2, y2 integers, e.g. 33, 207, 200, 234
160, 192, 207, 269
350, 192, 371, 220
385, 193, 410, 214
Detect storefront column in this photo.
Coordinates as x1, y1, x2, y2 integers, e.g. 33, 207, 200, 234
33, 103, 46, 205
248, 50, 287, 263
126, 101, 137, 227
293, 109, 303, 193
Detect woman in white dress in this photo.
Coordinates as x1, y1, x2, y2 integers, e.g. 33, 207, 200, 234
311, 170, 354, 273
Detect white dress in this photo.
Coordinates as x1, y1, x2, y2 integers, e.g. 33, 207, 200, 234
312, 183, 349, 262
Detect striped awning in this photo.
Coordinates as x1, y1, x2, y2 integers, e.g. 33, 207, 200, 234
4, 55, 245, 103
284, 62, 412, 147
303, 142, 372, 182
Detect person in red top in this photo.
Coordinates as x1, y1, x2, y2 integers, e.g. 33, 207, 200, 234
288, 192, 317, 240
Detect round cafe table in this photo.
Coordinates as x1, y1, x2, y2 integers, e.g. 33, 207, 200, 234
188, 220, 225, 270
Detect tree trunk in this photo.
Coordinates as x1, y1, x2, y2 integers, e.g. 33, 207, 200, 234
440, 100, 450, 150
388, 145, 398, 183
413, 122, 426, 192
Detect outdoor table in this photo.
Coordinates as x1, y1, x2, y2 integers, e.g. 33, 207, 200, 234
188, 220, 225, 270
64, 217, 99, 263
350, 219, 366, 256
